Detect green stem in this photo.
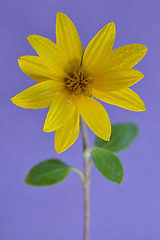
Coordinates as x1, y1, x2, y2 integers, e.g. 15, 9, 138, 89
80, 118, 90, 240
71, 167, 85, 184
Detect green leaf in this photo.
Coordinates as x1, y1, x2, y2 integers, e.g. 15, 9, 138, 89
95, 123, 138, 152
92, 147, 124, 185
25, 159, 71, 187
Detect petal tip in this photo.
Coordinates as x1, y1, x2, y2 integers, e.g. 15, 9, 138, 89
100, 132, 111, 142
26, 35, 33, 44
144, 47, 148, 54
10, 97, 14, 102
110, 21, 116, 26
142, 104, 146, 111
141, 45, 148, 58
56, 11, 63, 16
10, 96, 18, 106
26, 35, 31, 40
55, 147, 63, 154
43, 126, 50, 133
26, 35, 36, 42
54, 140, 65, 154
109, 21, 116, 31
10, 94, 17, 102
55, 143, 70, 154
17, 57, 24, 68
140, 45, 148, 56
56, 12, 67, 20
107, 133, 111, 142
43, 124, 55, 133
136, 102, 146, 112
139, 72, 144, 79
17, 58, 21, 65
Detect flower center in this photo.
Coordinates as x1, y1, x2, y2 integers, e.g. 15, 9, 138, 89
65, 71, 93, 95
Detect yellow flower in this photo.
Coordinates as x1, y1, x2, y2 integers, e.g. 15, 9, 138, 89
11, 12, 147, 154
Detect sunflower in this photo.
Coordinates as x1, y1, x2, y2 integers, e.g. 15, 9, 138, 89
11, 12, 147, 153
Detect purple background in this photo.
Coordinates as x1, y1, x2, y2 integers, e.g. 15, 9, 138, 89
1, 0, 159, 239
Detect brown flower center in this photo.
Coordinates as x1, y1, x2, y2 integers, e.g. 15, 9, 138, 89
65, 71, 93, 95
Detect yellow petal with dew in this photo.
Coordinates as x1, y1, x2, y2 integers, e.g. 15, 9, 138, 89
79, 96, 111, 141
83, 22, 116, 74
10, 80, 65, 109
56, 12, 82, 70
93, 68, 144, 92
104, 44, 148, 69
55, 109, 79, 154
43, 90, 76, 132
93, 88, 146, 111
18, 56, 55, 83
27, 35, 70, 78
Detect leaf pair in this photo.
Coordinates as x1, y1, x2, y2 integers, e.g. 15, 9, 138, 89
25, 123, 138, 186
92, 123, 138, 185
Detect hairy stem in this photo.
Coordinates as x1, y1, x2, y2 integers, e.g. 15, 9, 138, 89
80, 118, 90, 240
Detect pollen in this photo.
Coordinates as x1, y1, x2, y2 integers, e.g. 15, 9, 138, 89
65, 71, 93, 95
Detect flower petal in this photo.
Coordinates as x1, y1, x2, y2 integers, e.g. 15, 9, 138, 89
104, 44, 148, 69
56, 12, 82, 70
10, 80, 65, 109
93, 69, 144, 92
43, 90, 76, 132
93, 88, 146, 111
18, 56, 55, 82
83, 22, 116, 74
79, 96, 111, 141
55, 109, 79, 154
27, 35, 70, 78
